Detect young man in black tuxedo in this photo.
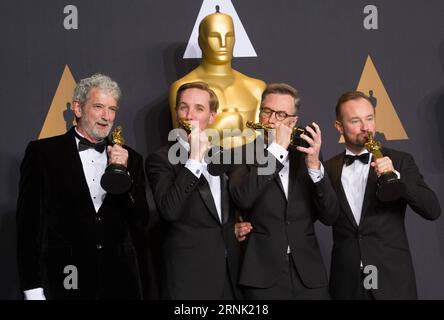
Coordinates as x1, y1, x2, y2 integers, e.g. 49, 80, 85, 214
146, 82, 242, 300
326, 91, 441, 299
16, 74, 149, 300
229, 83, 339, 299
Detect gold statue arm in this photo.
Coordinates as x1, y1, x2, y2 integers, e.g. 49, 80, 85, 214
246, 121, 312, 148
111, 126, 125, 146
364, 132, 383, 159
246, 121, 272, 130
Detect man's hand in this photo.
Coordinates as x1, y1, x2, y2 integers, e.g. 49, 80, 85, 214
273, 123, 293, 150
371, 156, 395, 177
296, 122, 321, 170
189, 124, 210, 162
107, 144, 129, 167
234, 221, 253, 242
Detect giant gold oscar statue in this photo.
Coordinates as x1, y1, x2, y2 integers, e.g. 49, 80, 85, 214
169, 7, 266, 148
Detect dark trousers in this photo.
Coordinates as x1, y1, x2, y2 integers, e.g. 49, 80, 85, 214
222, 259, 235, 300
243, 254, 330, 300
355, 268, 375, 300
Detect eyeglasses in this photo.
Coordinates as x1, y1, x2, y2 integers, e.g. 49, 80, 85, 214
259, 107, 297, 121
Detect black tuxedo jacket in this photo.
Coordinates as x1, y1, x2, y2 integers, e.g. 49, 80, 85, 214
16, 128, 149, 299
229, 145, 339, 290
325, 148, 441, 300
146, 143, 242, 300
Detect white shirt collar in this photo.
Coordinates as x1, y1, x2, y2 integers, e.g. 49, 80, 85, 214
345, 147, 369, 156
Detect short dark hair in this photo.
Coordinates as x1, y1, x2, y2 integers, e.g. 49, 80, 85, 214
335, 91, 374, 120
176, 81, 219, 113
261, 83, 300, 115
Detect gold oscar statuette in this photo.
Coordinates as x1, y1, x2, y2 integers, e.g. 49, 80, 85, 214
178, 118, 193, 135
100, 126, 132, 194
364, 132, 406, 201
246, 121, 313, 148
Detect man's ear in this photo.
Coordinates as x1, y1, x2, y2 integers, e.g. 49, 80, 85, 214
72, 101, 82, 118
334, 120, 344, 135
208, 111, 216, 125
291, 116, 298, 128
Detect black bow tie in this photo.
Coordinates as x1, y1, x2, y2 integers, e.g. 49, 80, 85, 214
344, 153, 370, 166
75, 131, 108, 153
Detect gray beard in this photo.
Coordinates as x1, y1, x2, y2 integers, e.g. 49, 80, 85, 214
78, 121, 112, 142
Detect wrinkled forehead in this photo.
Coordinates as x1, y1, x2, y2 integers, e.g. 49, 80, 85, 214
85, 88, 118, 105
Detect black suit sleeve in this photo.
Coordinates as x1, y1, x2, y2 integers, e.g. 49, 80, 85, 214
229, 154, 284, 210
146, 151, 200, 222
400, 153, 441, 220
16, 141, 43, 291
311, 166, 340, 226
124, 149, 150, 298
126, 149, 150, 229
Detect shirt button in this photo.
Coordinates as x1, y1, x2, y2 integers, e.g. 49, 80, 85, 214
96, 244, 103, 249
96, 216, 102, 221
286, 221, 291, 225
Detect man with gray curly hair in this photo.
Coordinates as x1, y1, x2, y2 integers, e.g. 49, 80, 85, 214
16, 73, 149, 300
73, 73, 121, 142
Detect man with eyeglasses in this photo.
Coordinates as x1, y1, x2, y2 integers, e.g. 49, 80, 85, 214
229, 83, 339, 299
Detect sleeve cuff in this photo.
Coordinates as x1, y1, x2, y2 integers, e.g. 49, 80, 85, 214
267, 142, 289, 164
185, 159, 204, 178
308, 163, 325, 183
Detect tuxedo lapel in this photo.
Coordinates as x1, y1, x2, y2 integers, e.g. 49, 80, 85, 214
272, 148, 294, 199
287, 148, 300, 201
171, 141, 223, 224
61, 128, 98, 214
255, 139, 286, 198
197, 178, 221, 224
331, 153, 359, 229
360, 165, 377, 224
220, 173, 230, 225
274, 175, 285, 198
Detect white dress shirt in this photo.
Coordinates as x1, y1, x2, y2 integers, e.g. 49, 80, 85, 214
341, 149, 372, 226
75, 128, 108, 213
341, 148, 400, 269
178, 138, 222, 222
